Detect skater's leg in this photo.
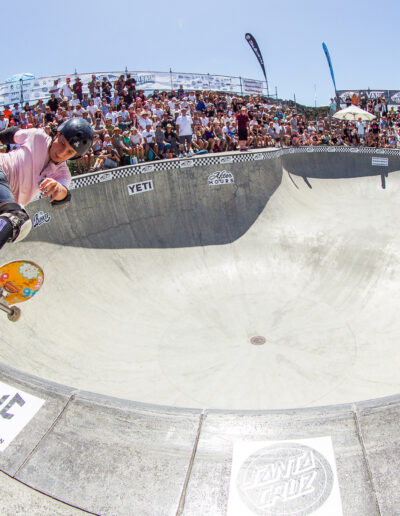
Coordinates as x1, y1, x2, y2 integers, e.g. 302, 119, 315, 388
0, 169, 15, 205
0, 169, 32, 250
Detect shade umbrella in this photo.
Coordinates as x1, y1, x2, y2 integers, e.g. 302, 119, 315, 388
5, 73, 35, 83
333, 105, 376, 121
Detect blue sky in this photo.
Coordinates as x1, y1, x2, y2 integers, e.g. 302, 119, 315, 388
3, 0, 400, 106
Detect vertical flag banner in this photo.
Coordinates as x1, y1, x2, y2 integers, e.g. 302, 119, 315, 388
322, 42, 337, 94
245, 33, 269, 96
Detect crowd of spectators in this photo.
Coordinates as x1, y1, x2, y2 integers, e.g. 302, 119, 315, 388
1, 74, 400, 175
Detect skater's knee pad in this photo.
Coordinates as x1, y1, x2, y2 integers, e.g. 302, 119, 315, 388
0, 216, 15, 250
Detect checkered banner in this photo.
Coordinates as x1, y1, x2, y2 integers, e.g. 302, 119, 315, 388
70, 147, 400, 191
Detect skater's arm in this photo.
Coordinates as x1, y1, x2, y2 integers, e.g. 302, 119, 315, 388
39, 178, 70, 203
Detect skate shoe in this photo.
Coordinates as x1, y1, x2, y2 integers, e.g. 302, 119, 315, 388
0, 203, 32, 244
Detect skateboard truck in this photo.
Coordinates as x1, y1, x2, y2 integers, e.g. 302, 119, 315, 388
0, 287, 21, 322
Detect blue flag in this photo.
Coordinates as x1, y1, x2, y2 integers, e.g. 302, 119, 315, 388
322, 42, 337, 93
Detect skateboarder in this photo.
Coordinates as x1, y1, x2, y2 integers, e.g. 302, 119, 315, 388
0, 118, 93, 250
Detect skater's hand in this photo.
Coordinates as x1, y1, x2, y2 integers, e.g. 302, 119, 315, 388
39, 178, 68, 202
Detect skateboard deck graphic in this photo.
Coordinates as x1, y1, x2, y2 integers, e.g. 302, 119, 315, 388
0, 261, 44, 321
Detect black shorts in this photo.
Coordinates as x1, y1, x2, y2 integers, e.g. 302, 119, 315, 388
238, 128, 248, 141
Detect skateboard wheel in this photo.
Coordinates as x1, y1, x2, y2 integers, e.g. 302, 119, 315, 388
7, 306, 21, 322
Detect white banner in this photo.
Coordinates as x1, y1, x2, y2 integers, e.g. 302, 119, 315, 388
0, 71, 265, 106
0, 381, 44, 451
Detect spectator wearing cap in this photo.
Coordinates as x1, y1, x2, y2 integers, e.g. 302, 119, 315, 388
105, 106, 118, 125
155, 123, 171, 158
71, 94, 81, 109
65, 104, 74, 119
91, 91, 101, 107
164, 124, 178, 156
161, 112, 175, 131
100, 98, 109, 116
0, 112, 8, 130
18, 111, 28, 128
118, 105, 130, 123
34, 109, 45, 127
117, 115, 130, 133
87, 99, 99, 123
177, 85, 185, 99
91, 134, 120, 171
101, 77, 112, 101
152, 102, 164, 120
114, 75, 125, 96
130, 128, 145, 162
175, 107, 194, 154
44, 106, 55, 124
49, 79, 61, 98
2, 105, 11, 119
35, 99, 46, 114
72, 76, 83, 102
236, 107, 249, 151
125, 74, 137, 96
203, 122, 216, 152
61, 77, 73, 101
88, 75, 98, 96
81, 93, 90, 109
12, 104, 21, 124
93, 110, 105, 131
192, 126, 206, 153
142, 123, 158, 159
72, 104, 86, 118
195, 96, 206, 113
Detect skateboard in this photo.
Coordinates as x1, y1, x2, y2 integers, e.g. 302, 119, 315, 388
0, 261, 44, 322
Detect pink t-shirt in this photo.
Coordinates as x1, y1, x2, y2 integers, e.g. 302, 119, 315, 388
0, 129, 71, 206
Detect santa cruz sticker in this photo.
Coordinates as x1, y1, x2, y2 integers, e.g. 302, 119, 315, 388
0, 381, 44, 451
228, 437, 342, 516
33, 211, 51, 229
208, 170, 235, 186
127, 179, 154, 196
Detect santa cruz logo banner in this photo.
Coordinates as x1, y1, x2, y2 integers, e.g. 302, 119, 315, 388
228, 437, 343, 516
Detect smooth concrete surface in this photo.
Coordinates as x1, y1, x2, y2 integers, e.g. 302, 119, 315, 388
0, 148, 398, 514
1, 149, 400, 409
0, 471, 90, 515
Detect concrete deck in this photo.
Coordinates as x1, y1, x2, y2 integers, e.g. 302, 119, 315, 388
0, 147, 398, 514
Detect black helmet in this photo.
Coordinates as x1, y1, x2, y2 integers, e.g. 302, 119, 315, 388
57, 118, 93, 159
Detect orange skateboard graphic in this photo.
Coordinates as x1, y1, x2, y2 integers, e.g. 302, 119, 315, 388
0, 261, 44, 322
